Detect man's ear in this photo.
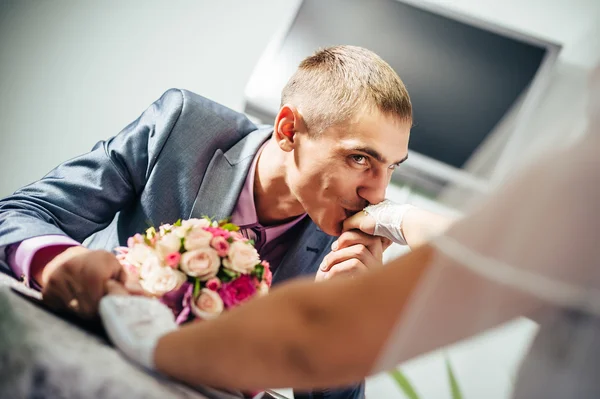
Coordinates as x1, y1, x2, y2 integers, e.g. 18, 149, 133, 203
274, 104, 305, 152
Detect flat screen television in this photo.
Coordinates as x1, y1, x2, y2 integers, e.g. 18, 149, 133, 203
244, 0, 560, 196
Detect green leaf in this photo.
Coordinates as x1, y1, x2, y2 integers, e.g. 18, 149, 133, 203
193, 278, 201, 297
389, 369, 420, 399
445, 357, 463, 399
173, 219, 182, 227
221, 223, 240, 232
253, 264, 264, 281
217, 267, 239, 282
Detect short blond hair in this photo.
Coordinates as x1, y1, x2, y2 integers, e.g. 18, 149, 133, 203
281, 45, 412, 134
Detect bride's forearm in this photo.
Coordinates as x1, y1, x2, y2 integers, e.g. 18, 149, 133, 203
402, 207, 456, 248
154, 280, 368, 390
153, 246, 435, 391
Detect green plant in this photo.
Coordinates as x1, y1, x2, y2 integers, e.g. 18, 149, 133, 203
389, 356, 464, 399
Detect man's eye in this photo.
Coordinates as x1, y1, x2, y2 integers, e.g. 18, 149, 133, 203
351, 155, 367, 165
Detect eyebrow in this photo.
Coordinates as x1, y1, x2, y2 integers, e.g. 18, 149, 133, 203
351, 146, 409, 166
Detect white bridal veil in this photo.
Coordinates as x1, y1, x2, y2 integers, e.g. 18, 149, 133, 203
372, 60, 600, 398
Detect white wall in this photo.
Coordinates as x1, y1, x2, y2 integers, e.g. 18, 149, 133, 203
1, 1, 598, 398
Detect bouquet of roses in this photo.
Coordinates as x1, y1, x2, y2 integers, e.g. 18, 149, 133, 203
114, 218, 271, 324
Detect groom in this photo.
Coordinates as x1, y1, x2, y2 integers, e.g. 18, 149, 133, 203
0, 45, 412, 399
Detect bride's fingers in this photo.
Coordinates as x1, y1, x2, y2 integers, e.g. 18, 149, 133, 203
105, 279, 130, 296
342, 211, 376, 235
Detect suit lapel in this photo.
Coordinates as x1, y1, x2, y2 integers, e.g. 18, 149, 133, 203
189, 127, 273, 220
273, 219, 335, 284
189, 125, 333, 284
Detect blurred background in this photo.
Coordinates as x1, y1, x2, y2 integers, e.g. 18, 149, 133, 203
1, 0, 599, 398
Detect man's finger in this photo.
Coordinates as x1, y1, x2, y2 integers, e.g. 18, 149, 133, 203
124, 277, 145, 296
80, 251, 123, 314
63, 272, 95, 318
105, 279, 131, 296
321, 244, 375, 272
42, 272, 76, 312
323, 259, 368, 281
335, 231, 383, 259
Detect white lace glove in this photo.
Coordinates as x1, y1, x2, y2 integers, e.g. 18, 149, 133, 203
99, 295, 177, 370
363, 199, 415, 245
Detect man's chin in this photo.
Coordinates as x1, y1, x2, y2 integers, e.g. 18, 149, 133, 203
316, 220, 343, 237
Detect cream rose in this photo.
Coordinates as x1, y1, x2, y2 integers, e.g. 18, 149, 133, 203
184, 225, 213, 251
191, 288, 224, 320
180, 247, 220, 280
139, 252, 165, 280
125, 244, 156, 268
223, 241, 260, 274
181, 218, 211, 230
155, 232, 182, 259
140, 266, 186, 296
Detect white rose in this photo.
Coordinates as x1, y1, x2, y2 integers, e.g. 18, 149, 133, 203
155, 232, 182, 259
223, 241, 260, 274
158, 223, 173, 236
140, 266, 186, 296
139, 252, 165, 280
180, 247, 221, 280
181, 218, 211, 230
191, 288, 224, 320
184, 225, 213, 251
125, 244, 156, 267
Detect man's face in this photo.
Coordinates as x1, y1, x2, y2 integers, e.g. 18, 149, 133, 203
288, 110, 410, 236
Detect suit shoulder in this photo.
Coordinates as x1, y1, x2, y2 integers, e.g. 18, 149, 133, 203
169, 89, 257, 136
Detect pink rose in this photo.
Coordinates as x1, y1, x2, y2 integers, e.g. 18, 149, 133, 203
210, 236, 230, 257
206, 277, 222, 291
191, 288, 224, 320
261, 260, 272, 287
114, 246, 129, 255
180, 247, 220, 280
218, 275, 257, 308
127, 233, 145, 248
229, 231, 245, 241
184, 225, 213, 251
164, 252, 181, 268
204, 226, 230, 239
223, 241, 260, 274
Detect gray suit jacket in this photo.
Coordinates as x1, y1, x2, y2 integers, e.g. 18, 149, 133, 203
0, 89, 335, 284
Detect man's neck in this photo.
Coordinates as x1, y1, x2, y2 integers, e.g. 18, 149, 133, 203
254, 139, 305, 226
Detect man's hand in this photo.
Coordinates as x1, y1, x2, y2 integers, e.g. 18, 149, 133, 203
40, 246, 139, 319
315, 230, 391, 281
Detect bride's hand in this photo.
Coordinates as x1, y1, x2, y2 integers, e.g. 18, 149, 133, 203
343, 200, 415, 246
99, 282, 177, 370
342, 210, 376, 235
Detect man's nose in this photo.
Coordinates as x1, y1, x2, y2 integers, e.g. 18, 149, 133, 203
358, 170, 389, 206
